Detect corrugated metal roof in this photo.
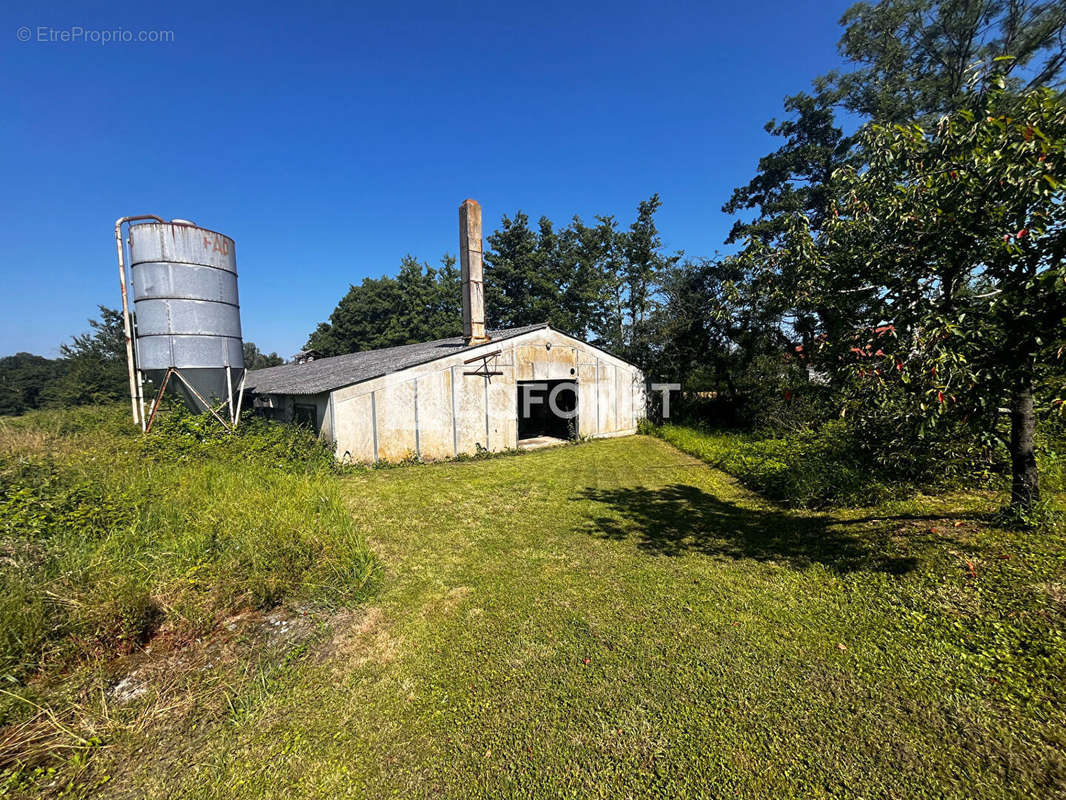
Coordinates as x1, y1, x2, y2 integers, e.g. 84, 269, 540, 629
244, 324, 550, 396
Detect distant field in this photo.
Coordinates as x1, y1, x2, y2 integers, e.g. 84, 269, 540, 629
2, 411, 1065, 798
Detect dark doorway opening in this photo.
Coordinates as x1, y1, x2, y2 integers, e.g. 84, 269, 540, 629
293, 403, 319, 433
518, 380, 578, 441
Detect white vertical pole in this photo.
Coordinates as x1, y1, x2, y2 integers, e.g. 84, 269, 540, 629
114, 219, 140, 426
233, 373, 246, 428
136, 370, 147, 431
226, 365, 234, 425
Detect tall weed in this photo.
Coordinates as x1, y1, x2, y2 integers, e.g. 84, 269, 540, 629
0, 405, 376, 685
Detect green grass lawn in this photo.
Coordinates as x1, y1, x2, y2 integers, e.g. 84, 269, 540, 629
67, 433, 1065, 799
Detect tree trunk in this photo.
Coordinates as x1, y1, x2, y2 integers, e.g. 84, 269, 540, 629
1009, 379, 1040, 509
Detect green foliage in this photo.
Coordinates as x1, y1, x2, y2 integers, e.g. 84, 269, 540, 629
0, 307, 130, 416
712, 3, 1066, 515
485, 209, 624, 339
0, 460, 136, 542
773, 86, 1066, 508
0, 353, 66, 415
993, 495, 1063, 532
723, 90, 850, 245
142, 404, 342, 472
306, 197, 678, 372
1036, 411, 1066, 493
651, 423, 885, 507
650, 420, 1002, 509
0, 406, 377, 684
50, 305, 129, 407
306, 255, 461, 356
727, 0, 1066, 248
243, 341, 285, 369
653, 253, 809, 392
485, 195, 678, 368
484, 211, 563, 329
833, 0, 1066, 125
0, 403, 135, 438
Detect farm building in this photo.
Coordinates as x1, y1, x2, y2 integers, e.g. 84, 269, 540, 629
243, 200, 646, 463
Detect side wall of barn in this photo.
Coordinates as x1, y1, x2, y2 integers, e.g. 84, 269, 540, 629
326, 329, 645, 463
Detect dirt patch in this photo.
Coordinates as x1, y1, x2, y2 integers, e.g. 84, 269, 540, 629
102, 607, 318, 708
1, 605, 323, 781
316, 606, 401, 676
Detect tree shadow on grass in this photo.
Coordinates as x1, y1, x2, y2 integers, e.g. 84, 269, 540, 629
576, 483, 920, 575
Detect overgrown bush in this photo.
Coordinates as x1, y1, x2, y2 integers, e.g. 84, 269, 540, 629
655, 355, 1017, 507
650, 423, 870, 507
0, 405, 377, 685
650, 417, 1006, 509
142, 403, 341, 472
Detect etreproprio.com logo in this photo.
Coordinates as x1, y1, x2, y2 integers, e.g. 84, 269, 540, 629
16, 26, 175, 44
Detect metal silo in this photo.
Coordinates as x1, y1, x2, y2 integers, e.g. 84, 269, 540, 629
114, 216, 246, 430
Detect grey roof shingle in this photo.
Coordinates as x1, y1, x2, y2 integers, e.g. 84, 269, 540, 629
243, 324, 549, 396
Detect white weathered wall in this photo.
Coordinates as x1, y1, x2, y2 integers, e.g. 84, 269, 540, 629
326, 328, 644, 463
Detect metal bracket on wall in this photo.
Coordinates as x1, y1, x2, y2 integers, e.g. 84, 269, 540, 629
463, 349, 503, 379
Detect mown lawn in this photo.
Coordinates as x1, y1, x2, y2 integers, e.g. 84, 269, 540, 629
83, 434, 1066, 799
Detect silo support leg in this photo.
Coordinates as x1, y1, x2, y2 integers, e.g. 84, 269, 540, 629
171, 369, 235, 432
144, 368, 174, 434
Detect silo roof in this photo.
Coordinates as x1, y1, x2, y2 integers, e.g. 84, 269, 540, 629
243, 323, 550, 396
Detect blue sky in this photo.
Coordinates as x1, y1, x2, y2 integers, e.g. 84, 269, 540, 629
1, 0, 853, 359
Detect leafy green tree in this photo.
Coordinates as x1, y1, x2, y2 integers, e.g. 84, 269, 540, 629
727, 1, 1066, 248
309, 198, 675, 366
307, 255, 462, 356
484, 212, 551, 329
833, 0, 1066, 125
622, 194, 680, 368
306, 275, 403, 355
385, 255, 463, 344
781, 86, 1066, 510
243, 342, 284, 370
724, 92, 851, 245
427, 254, 463, 339
0, 353, 66, 415
483, 197, 676, 365
655, 258, 739, 390
558, 215, 617, 340
594, 215, 629, 352
49, 306, 128, 407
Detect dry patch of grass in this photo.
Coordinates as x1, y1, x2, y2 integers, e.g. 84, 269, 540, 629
317, 607, 401, 675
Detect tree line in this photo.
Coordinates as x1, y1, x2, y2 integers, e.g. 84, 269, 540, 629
0, 307, 282, 416
305, 195, 678, 372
